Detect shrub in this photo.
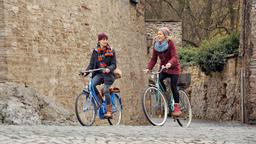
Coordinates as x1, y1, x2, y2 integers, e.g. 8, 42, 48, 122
178, 46, 198, 67
178, 32, 239, 75
196, 32, 239, 75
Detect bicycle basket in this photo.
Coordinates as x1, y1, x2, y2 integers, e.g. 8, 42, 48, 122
177, 73, 191, 89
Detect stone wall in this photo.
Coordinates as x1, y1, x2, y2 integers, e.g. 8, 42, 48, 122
240, 0, 256, 124
0, 0, 147, 125
0, 0, 7, 82
245, 0, 256, 123
188, 57, 241, 121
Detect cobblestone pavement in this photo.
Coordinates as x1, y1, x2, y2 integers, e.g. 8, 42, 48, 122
0, 119, 255, 144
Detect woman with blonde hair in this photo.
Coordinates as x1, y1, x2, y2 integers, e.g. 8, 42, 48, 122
144, 27, 182, 116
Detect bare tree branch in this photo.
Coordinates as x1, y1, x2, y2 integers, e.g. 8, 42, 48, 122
145, 0, 240, 45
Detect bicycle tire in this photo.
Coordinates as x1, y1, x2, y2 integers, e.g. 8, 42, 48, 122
108, 93, 122, 125
142, 87, 168, 126
176, 90, 192, 127
75, 92, 96, 126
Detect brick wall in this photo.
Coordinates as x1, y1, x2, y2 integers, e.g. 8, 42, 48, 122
1, 0, 147, 124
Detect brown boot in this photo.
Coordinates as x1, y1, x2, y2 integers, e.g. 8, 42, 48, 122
104, 104, 112, 119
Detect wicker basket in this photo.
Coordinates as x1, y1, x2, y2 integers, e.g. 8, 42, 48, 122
178, 73, 191, 89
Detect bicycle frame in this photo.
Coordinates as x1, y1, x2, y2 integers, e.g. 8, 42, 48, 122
149, 67, 175, 112
81, 68, 104, 109
81, 68, 123, 115
150, 67, 167, 93
88, 79, 102, 109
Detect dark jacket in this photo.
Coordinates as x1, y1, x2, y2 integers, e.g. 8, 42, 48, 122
147, 40, 181, 75
86, 48, 117, 78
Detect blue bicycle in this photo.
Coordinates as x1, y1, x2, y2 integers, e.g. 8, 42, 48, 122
75, 68, 123, 126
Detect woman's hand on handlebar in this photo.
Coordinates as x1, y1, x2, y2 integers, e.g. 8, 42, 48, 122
143, 69, 150, 74
79, 68, 88, 76
165, 63, 172, 69
161, 63, 171, 70
103, 68, 110, 74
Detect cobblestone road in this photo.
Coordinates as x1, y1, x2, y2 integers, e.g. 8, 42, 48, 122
0, 119, 255, 144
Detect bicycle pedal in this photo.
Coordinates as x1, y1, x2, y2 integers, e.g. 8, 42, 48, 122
82, 90, 87, 94
104, 116, 113, 119
83, 107, 89, 112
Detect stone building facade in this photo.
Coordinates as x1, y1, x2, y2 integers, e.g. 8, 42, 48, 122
0, 0, 148, 125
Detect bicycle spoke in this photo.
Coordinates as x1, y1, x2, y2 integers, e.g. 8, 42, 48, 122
176, 90, 192, 128
142, 87, 168, 126
108, 93, 122, 125
75, 93, 96, 126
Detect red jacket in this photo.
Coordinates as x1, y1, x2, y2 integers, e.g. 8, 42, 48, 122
147, 40, 181, 75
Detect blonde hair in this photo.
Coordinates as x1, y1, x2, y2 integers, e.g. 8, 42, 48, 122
159, 27, 171, 37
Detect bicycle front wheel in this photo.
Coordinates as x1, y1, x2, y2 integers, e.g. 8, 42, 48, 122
142, 87, 168, 126
176, 90, 192, 127
75, 92, 96, 126
108, 93, 122, 125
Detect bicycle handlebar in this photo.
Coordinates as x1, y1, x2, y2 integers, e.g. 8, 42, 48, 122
79, 68, 105, 75
151, 66, 167, 75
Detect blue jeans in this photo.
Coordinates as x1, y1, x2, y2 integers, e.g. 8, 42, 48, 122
92, 73, 115, 105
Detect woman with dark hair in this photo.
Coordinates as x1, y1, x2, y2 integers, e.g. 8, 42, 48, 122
84, 32, 116, 118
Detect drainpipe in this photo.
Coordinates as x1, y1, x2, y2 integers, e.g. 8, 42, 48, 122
240, 68, 245, 123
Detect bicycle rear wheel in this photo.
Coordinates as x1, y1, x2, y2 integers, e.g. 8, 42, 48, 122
176, 90, 192, 127
108, 93, 122, 125
142, 87, 168, 126
75, 92, 96, 126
